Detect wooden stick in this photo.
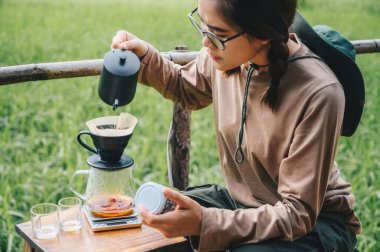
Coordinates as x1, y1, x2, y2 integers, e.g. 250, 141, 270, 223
351, 39, 380, 54
0, 52, 198, 86
0, 59, 103, 86
0, 39, 379, 86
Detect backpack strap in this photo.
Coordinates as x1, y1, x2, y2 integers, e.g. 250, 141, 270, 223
288, 54, 327, 64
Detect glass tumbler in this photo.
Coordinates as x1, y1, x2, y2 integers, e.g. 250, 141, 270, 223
58, 197, 82, 231
30, 203, 59, 239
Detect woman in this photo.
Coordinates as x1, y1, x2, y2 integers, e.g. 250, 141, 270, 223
111, 0, 361, 251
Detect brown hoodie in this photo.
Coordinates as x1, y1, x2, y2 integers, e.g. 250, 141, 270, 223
138, 34, 361, 251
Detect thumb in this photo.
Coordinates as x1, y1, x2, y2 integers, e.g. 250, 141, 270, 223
138, 204, 149, 219
163, 187, 192, 209
120, 40, 148, 58
120, 40, 136, 50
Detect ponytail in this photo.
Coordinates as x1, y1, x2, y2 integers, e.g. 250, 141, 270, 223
263, 39, 289, 110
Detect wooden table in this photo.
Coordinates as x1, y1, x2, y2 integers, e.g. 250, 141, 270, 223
15, 212, 191, 252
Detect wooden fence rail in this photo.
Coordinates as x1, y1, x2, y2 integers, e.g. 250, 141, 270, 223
0, 39, 379, 86
0, 39, 379, 189
0, 51, 199, 86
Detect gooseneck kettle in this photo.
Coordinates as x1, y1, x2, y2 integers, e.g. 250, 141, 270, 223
98, 49, 140, 110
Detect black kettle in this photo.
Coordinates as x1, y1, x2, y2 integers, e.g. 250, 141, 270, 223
98, 49, 140, 110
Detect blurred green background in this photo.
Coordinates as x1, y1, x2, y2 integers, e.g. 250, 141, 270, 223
0, 0, 379, 251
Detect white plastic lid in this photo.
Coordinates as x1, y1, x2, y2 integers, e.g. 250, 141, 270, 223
134, 182, 166, 214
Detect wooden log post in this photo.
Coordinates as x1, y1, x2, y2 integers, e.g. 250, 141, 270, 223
168, 45, 191, 190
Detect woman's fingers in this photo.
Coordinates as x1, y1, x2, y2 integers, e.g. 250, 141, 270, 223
163, 187, 193, 209
138, 191, 202, 237
110, 30, 148, 57
114, 30, 130, 43
138, 205, 158, 226
111, 30, 129, 49
111, 30, 135, 49
120, 40, 139, 50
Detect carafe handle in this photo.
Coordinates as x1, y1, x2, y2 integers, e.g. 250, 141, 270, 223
69, 170, 89, 201
77, 131, 97, 154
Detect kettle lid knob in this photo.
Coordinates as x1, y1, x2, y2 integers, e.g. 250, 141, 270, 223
119, 54, 127, 64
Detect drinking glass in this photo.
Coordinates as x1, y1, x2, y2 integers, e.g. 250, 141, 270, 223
58, 197, 82, 231
30, 203, 59, 239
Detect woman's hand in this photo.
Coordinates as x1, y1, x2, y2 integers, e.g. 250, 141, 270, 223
111, 30, 149, 58
138, 187, 202, 238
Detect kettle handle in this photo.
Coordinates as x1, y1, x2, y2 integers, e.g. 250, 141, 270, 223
77, 131, 97, 154
69, 170, 89, 201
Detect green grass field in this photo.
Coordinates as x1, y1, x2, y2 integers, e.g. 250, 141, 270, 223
0, 0, 379, 251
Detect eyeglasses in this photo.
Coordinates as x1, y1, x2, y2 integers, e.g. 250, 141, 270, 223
188, 7, 245, 50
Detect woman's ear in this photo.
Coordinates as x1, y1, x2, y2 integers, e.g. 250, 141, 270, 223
249, 36, 270, 47
259, 39, 271, 46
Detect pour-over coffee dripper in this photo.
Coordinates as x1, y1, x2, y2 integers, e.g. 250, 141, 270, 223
77, 131, 132, 162
77, 114, 138, 162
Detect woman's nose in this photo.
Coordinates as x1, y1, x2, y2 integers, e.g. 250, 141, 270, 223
202, 35, 217, 49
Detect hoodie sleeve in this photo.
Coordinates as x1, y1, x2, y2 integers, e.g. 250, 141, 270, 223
138, 44, 213, 110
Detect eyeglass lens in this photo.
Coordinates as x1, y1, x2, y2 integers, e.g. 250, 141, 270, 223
189, 11, 225, 49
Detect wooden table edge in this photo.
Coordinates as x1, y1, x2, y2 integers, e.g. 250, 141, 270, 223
15, 220, 191, 252
15, 223, 41, 252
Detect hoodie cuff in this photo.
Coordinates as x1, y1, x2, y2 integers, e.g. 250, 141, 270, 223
189, 207, 215, 252
140, 42, 155, 63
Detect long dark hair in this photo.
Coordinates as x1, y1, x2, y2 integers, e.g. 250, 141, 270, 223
217, 0, 298, 110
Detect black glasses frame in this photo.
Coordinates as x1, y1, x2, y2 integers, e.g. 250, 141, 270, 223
188, 7, 245, 50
